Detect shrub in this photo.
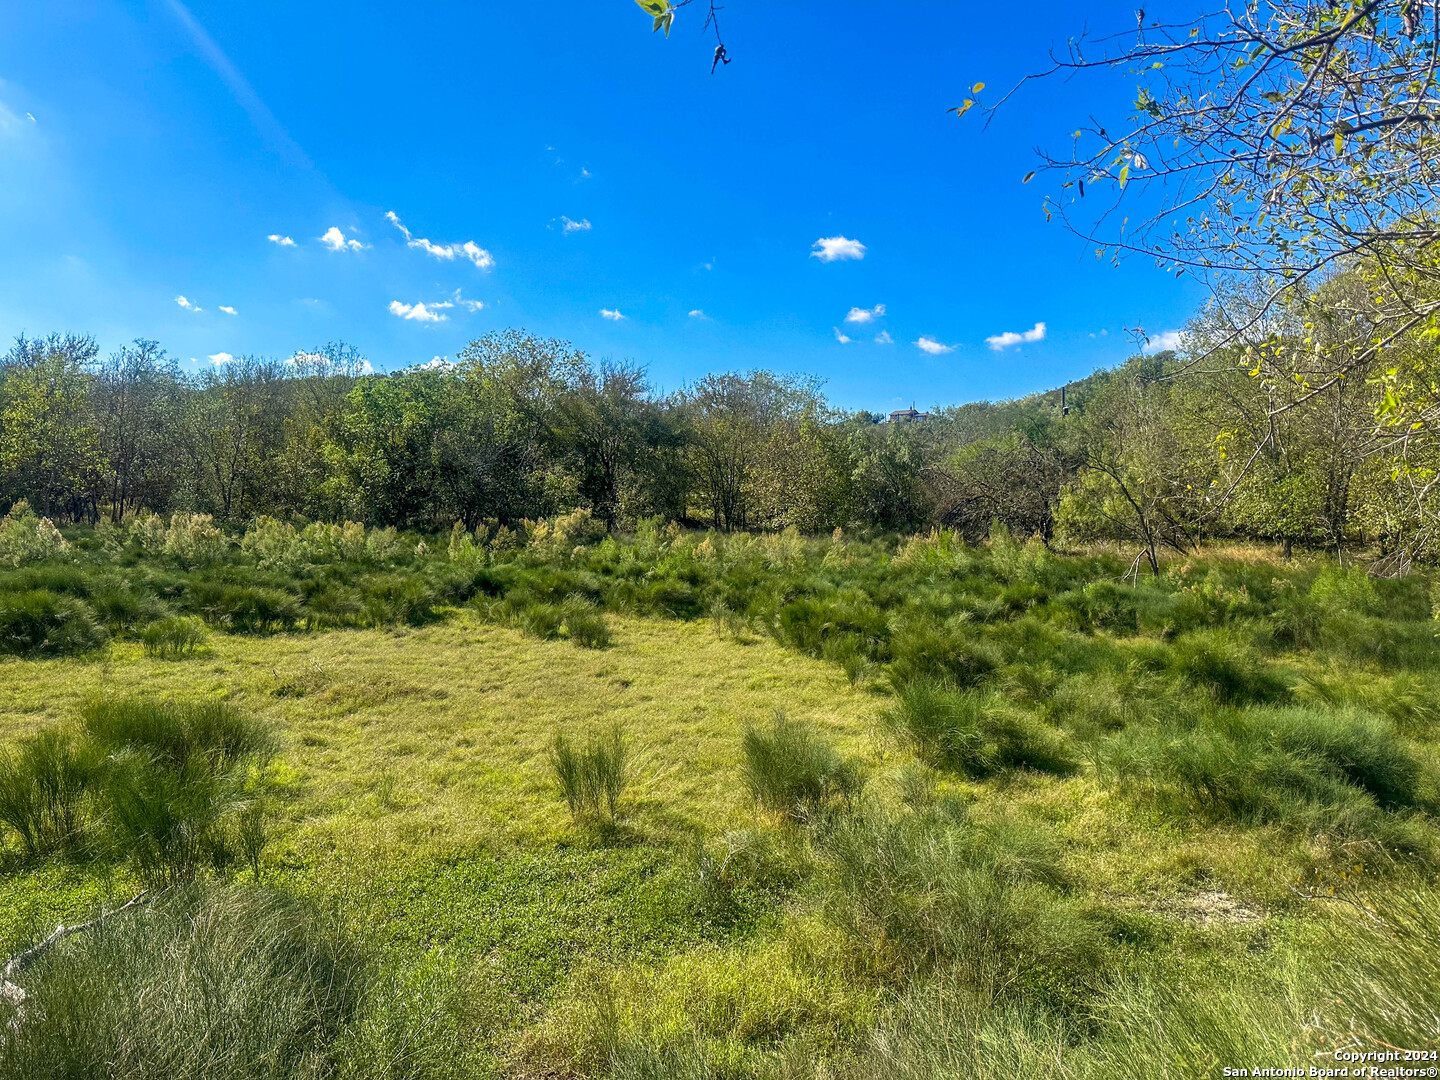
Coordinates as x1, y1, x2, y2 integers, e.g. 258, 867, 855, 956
740, 713, 864, 821
563, 605, 612, 649
0, 500, 69, 567
0, 885, 365, 1079
163, 512, 229, 566
0, 730, 95, 856
0, 590, 109, 657
887, 682, 1076, 778
549, 724, 629, 823
140, 615, 209, 658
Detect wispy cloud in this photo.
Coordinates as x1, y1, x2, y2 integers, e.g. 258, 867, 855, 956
915, 336, 955, 356
267, 234, 296, 247
449, 289, 484, 312
386, 211, 493, 269
844, 303, 886, 324
208, 352, 234, 364
1142, 329, 1186, 355
875, 331, 894, 345
175, 295, 202, 312
560, 216, 591, 234
985, 321, 1046, 351
163, 0, 310, 167
811, 236, 866, 262
688, 309, 709, 320
320, 226, 365, 253
600, 308, 625, 321
219, 305, 237, 315
833, 327, 853, 344
388, 299, 452, 323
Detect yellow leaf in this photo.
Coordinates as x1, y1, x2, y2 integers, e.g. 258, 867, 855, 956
972, 82, 986, 94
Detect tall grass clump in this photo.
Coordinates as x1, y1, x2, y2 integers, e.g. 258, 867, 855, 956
562, 603, 612, 648
139, 614, 209, 658
0, 590, 109, 657
887, 681, 1077, 778
1105, 705, 1425, 830
0, 730, 95, 856
82, 697, 276, 885
822, 803, 1095, 996
741, 713, 864, 822
0, 885, 365, 1080
549, 723, 629, 824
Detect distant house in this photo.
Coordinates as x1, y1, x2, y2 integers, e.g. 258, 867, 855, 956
888, 407, 932, 423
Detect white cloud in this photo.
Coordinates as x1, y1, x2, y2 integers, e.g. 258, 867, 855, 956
811, 236, 866, 262
175, 295, 202, 312
875, 331, 894, 344
915, 336, 955, 356
208, 352, 234, 364
388, 299, 452, 323
385, 211, 493, 269
1142, 329, 1186, 355
985, 321, 1047, 351
267, 234, 296, 247
417, 357, 452, 371
599, 308, 625, 321
320, 226, 365, 252
25, 112, 34, 123
688, 309, 709, 320
219, 305, 237, 315
560, 216, 591, 233
833, 327, 853, 344
845, 303, 886, 324
448, 289, 485, 312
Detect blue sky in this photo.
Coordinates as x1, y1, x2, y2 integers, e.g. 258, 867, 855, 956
0, 0, 1203, 412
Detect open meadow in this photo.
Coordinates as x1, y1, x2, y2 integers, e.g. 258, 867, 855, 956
0, 512, 1436, 1078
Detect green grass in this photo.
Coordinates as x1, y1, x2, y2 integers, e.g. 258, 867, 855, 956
0, 530, 1437, 1077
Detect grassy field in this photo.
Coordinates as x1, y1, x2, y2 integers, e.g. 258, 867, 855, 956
0, 520, 1437, 1077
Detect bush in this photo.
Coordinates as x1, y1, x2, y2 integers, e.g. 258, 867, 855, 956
740, 713, 864, 821
0, 730, 95, 856
0, 590, 109, 657
140, 615, 209, 658
562, 605, 612, 648
0, 500, 69, 567
888, 682, 1076, 778
549, 724, 629, 823
0, 885, 365, 1079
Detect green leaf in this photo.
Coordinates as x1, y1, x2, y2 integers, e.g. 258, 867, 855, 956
635, 0, 668, 14
1022, 170, 1037, 184
1118, 163, 1131, 189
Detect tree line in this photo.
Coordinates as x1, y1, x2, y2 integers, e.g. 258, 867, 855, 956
1, 303, 1429, 568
